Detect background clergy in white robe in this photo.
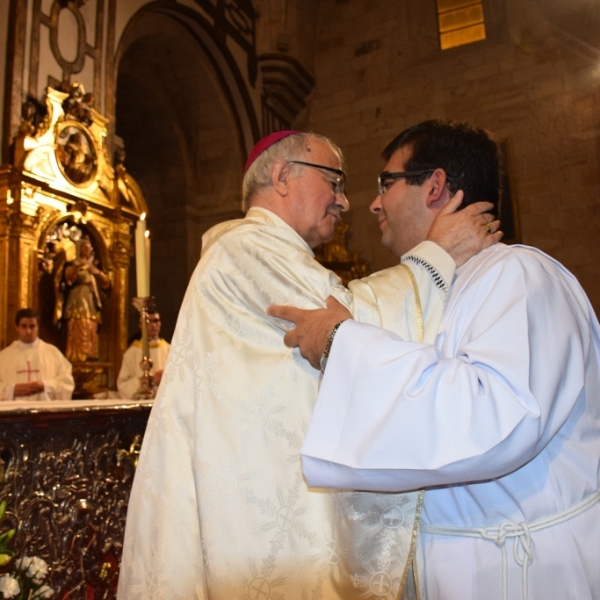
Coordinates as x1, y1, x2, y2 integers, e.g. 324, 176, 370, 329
273, 120, 600, 600
117, 310, 170, 398
118, 131, 499, 600
0, 308, 74, 401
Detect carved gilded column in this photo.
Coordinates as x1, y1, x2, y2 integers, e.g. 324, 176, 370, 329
109, 215, 133, 390
0, 168, 12, 348
0, 182, 40, 347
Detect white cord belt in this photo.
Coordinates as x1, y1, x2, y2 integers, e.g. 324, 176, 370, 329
421, 490, 600, 600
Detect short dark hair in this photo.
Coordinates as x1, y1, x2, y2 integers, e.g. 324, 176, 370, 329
15, 308, 39, 325
383, 119, 502, 215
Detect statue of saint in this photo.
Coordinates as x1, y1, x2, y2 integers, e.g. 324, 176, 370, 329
62, 238, 110, 362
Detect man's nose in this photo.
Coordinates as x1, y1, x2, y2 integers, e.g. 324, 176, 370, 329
336, 192, 350, 212
370, 195, 382, 214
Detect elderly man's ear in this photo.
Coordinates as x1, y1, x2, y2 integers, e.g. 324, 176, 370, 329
272, 160, 291, 196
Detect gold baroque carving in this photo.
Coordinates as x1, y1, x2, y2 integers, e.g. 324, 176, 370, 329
15, 87, 115, 208
3, 84, 147, 377
111, 239, 131, 268
314, 219, 370, 286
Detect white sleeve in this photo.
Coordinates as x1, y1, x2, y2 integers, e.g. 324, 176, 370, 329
0, 383, 15, 401
117, 347, 141, 399
302, 250, 594, 492
41, 347, 74, 400
0, 348, 16, 400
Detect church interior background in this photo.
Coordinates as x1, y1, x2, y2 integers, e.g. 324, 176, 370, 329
0, 0, 599, 596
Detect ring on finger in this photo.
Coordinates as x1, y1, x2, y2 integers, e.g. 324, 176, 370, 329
484, 223, 492, 234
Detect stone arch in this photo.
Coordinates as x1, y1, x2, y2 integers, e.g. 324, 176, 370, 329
114, 4, 259, 339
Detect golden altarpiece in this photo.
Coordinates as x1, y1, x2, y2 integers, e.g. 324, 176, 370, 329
0, 85, 147, 395
0, 85, 152, 597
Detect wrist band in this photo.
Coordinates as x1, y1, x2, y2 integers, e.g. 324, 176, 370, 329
319, 320, 347, 373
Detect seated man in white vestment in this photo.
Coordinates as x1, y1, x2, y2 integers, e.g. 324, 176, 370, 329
0, 308, 74, 401
118, 130, 500, 600
271, 119, 600, 600
117, 309, 170, 398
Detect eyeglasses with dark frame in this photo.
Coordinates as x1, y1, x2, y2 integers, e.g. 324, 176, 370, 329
377, 169, 456, 197
287, 160, 347, 196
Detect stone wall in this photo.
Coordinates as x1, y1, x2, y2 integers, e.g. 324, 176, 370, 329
305, 0, 600, 313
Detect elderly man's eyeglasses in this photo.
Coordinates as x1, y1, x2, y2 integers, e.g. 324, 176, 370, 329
287, 160, 346, 196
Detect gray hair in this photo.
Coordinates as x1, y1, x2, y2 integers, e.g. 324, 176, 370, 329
241, 132, 344, 212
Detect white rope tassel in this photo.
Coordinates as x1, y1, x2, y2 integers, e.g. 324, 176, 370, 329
476, 520, 533, 600
421, 491, 600, 600
513, 522, 533, 600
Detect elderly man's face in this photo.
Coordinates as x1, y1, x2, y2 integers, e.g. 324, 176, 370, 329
287, 140, 349, 248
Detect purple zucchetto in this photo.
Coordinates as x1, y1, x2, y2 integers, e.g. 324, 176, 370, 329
244, 130, 299, 173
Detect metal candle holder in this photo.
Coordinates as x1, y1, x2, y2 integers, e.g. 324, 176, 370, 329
131, 296, 155, 400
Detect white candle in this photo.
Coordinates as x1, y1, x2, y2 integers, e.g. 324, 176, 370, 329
135, 213, 148, 297
145, 229, 151, 296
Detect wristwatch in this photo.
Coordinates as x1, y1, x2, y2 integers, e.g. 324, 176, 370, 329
319, 320, 347, 373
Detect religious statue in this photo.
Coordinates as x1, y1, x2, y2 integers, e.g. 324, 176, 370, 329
62, 237, 111, 362
61, 82, 94, 126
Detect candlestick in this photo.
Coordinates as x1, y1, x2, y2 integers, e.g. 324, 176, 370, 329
135, 213, 148, 297
131, 296, 155, 400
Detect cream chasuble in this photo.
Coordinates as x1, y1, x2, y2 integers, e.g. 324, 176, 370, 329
117, 339, 171, 399
0, 339, 74, 401
118, 208, 451, 600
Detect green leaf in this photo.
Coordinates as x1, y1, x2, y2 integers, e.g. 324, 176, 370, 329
0, 528, 16, 548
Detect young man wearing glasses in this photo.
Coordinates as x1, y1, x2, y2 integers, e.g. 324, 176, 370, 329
117, 308, 170, 398
119, 130, 500, 599
270, 120, 600, 600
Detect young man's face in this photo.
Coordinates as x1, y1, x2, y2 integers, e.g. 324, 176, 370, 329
370, 145, 432, 259
146, 313, 162, 341
16, 317, 39, 344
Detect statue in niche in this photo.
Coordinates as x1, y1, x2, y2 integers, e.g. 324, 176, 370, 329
61, 236, 111, 363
